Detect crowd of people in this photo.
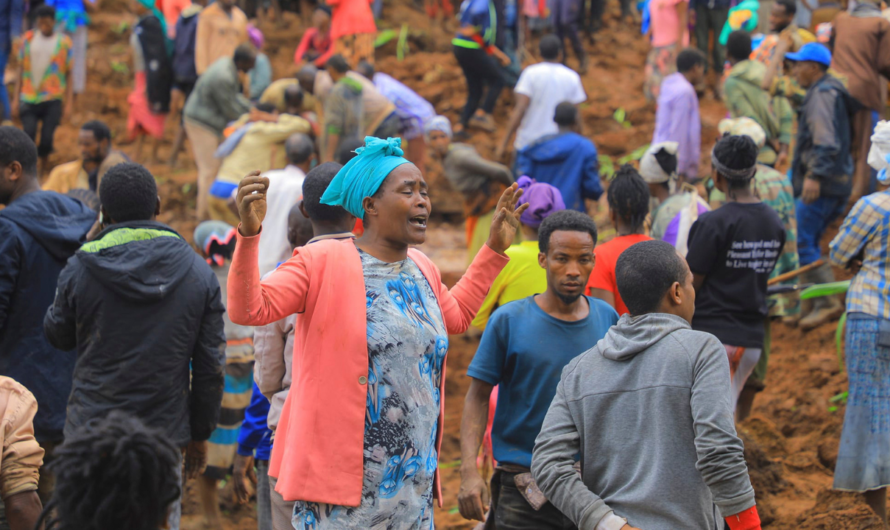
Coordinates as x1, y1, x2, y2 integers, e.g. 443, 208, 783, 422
0, 0, 888, 527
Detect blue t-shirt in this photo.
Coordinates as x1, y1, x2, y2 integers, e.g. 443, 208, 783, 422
468, 295, 618, 468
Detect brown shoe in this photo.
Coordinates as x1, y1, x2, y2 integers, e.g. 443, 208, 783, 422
799, 303, 844, 331
469, 113, 497, 133
799, 263, 844, 331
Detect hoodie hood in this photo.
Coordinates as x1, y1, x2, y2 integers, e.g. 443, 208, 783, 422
598, 312, 691, 361
521, 132, 584, 164
0, 191, 95, 261
728, 59, 766, 87
76, 220, 197, 302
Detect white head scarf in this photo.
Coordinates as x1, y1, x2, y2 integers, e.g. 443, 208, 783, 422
868, 120, 890, 184
639, 142, 679, 184
423, 115, 453, 141
718, 117, 766, 149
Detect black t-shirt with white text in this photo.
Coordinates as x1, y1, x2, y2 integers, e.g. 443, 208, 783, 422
686, 202, 786, 348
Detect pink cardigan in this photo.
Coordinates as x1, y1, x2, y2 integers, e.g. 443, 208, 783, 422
228, 233, 508, 506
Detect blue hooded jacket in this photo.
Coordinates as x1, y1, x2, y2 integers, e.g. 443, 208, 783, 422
172, 6, 201, 84
0, 191, 95, 443
515, 132, 603, 212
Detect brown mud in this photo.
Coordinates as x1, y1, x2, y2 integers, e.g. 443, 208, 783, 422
29, 0, 876, 526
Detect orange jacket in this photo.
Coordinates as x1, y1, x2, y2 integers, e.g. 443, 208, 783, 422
227, 234, 507, 505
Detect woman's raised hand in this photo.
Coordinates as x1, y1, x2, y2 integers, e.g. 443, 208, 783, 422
486, 183, 530, 255
236, 171, 270, 237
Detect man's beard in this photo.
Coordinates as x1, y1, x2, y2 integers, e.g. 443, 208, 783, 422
554, 290, 583, 306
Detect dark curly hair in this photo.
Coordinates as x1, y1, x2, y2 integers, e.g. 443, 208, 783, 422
0, 126, 37, 179
38, 411, 182, 530
616, 239, 689, 316
302, 162, 353, 224
81, 120, 112, 144
713, 134, 759, 189
607, 164, 650, 232
98, 163, 158, 223
538, 210, 598, 254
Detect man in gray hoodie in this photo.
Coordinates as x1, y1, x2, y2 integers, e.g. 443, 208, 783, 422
531, 240, 762, 530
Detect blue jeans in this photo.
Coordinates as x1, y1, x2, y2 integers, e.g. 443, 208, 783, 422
796, 195, 847, 266
0, 48, 10, 121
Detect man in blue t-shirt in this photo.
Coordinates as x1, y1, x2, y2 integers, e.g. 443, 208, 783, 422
458, 210, 619, 529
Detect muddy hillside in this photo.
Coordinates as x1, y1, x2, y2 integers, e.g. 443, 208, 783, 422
30, 0, 876, 526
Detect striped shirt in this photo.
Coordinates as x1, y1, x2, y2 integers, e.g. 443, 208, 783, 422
829, 190, 890, 319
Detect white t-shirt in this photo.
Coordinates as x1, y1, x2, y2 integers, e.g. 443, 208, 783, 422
257, 165, 306, 276
30, 32, 61, 91
513, 62, 587, 150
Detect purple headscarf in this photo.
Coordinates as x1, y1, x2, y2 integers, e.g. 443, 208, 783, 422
247, 25, 265, 49
516, 176, 566, 229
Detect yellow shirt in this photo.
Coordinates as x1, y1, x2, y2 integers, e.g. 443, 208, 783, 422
472, 240, 547, 331
216, 114, 312, 185
260, 79, 320, 115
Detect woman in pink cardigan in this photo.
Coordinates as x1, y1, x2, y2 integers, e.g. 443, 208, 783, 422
228, 137, 527, 529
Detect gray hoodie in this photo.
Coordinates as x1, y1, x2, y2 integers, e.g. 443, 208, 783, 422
531, 313, 755, 530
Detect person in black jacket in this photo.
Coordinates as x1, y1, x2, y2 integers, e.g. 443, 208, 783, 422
127, 0, 174, 164
0, 126, 95, 502
786, 43, 860, 331
43, 162, 226, 530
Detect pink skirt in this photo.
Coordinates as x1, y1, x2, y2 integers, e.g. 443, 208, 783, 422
127, 71, 168, 139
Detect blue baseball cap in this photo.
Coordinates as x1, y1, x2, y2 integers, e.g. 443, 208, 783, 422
785, 43, 832, 66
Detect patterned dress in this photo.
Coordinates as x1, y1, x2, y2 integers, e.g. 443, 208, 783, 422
831, 191, 890, 492
292, 249, 448, 530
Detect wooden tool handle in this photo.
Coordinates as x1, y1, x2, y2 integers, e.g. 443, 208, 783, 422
767, 259, 824, 286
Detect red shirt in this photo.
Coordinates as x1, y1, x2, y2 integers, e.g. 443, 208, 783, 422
293, 27, 334, 67
586, 234, 652, 316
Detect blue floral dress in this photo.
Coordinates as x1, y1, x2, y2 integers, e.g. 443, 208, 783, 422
292, 249, 448, 529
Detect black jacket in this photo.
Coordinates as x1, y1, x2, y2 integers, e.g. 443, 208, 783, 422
791, 73, 861, 198
136, 14, 174, 113
44, 220, 226, 447
0, 191, 95, 443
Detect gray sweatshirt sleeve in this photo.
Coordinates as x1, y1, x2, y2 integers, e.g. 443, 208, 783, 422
531, 380, 613, 530
690, 336, 757, 517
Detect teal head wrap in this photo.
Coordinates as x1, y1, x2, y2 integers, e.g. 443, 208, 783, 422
320, 137, 412, 219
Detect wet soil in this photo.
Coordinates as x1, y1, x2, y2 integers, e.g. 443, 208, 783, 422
31, 0, 877, 526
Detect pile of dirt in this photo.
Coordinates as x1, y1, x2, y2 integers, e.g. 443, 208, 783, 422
38, 0, 874, 527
